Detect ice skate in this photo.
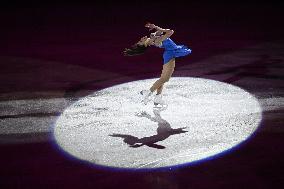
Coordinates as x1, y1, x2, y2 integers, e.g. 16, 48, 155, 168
140, 90, 153, 105
153, 94, 167, 107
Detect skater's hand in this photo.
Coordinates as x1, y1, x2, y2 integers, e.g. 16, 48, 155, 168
145, 22, 155, 31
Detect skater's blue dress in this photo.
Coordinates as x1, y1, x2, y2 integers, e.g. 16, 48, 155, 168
159, 38, 192, 64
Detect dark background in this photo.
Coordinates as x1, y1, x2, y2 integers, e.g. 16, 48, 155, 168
1, 0, 283, 75
0, 0, 283, 188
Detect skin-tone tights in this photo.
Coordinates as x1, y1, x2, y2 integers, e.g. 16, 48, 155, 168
150, 58, 175, 95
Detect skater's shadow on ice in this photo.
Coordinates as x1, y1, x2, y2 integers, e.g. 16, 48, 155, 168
109, 107, 188, 149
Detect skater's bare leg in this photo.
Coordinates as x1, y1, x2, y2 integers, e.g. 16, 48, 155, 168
156, 84, 164, 95
150, 58, 175, 92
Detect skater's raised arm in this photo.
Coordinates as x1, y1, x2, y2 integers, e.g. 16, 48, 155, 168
145, 23, 174, 45
154, 26, 174, 42
145, 23, 172, 33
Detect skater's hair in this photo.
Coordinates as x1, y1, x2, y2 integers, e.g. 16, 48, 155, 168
123, 44, 149, 56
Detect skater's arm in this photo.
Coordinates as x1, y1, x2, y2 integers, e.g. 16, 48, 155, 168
145, 23, 174, 45
145, 23, 172, 33
154, 28, 174, 46
154, 25, 173, 34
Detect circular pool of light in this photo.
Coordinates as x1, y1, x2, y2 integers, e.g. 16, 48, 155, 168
53, 77, 262, 169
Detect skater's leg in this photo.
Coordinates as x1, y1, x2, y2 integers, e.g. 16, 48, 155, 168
150, 58, 175, 92
141, 59, 175, 105
156, 84, 164, 95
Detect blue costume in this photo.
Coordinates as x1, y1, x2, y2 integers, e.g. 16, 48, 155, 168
159, 38, 192, 64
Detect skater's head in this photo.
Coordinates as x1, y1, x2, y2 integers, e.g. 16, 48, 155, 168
137, 36, 150, 46
123, 36, 149, 56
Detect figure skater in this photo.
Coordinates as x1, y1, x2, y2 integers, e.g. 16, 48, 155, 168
123, 22, 192, 106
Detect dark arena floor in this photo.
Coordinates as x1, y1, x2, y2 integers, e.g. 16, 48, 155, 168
0, 0, 283, 188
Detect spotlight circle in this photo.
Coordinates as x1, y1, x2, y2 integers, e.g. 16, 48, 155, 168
54, 77, 262, 169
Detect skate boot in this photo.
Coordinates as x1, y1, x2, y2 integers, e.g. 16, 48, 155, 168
140, 90, 153, 105
154, 94, 166, 106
